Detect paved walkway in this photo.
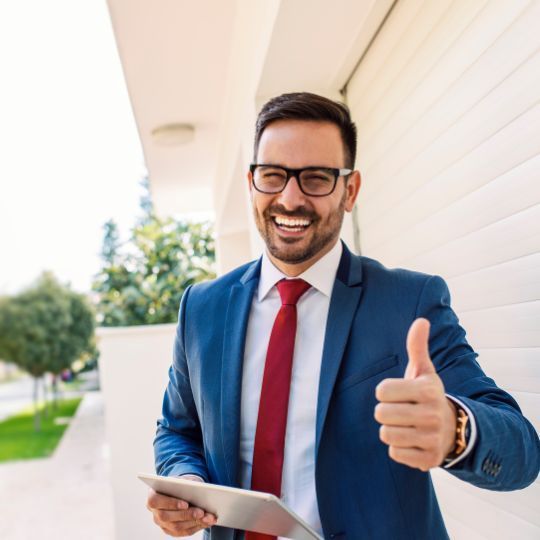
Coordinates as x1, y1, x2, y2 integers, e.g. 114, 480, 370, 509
0, 391, 115, 540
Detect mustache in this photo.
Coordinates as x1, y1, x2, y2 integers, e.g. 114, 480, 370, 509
263, 204, 318, 221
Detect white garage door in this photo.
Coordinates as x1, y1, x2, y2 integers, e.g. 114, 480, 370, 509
346, 0, 540, 538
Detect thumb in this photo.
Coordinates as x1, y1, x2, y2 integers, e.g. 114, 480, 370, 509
404, 318, 435, 379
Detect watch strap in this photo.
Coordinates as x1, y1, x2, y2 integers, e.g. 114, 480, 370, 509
444, 406, 469, 463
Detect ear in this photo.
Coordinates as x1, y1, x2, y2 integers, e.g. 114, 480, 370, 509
344, 170, 361, 212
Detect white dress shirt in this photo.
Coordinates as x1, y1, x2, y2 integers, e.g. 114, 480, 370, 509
235, 240, 476, 537
239, 240, 343, 537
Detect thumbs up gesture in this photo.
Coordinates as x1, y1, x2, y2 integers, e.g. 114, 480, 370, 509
374, 318, 458, 471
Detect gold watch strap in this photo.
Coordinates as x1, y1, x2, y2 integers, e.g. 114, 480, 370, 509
447, 407, 469, 461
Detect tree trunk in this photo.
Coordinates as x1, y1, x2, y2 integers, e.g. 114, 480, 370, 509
52, 375, 58, 410
42, 375, 49, 419
33, 376, 41, 432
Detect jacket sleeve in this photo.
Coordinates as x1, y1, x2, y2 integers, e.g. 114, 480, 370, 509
417, 275, 540, 490
153, 285, 209, 481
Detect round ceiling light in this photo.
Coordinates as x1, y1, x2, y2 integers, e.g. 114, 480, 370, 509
151, 123, 195, 146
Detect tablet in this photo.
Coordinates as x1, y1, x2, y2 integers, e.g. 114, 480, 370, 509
138, 473, 323, 540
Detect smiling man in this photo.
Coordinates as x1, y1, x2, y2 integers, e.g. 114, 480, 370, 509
147, 93, 540, 540
250, 118, 358, 275
249, 120, 360, 276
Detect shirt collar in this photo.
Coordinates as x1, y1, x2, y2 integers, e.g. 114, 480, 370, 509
258, 240, 343, 301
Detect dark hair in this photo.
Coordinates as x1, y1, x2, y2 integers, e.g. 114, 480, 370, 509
253, 92, 357, 169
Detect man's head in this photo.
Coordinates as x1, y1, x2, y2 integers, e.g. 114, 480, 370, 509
248, 92, 361, 276
253, 92, 358, 169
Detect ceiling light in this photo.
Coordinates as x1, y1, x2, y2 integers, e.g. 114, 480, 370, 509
151, 123, 195, 146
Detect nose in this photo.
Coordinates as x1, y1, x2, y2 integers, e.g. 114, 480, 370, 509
276, 175, 306, 210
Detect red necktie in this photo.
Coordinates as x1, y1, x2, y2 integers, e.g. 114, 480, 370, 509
247, 278, 311, 540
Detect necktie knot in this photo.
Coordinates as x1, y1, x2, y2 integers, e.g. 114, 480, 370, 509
277, 278, 311, 306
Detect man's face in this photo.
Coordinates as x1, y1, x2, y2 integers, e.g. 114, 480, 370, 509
248, 119, 360, 272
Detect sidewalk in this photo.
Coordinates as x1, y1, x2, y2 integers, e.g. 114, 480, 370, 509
0, 391, 115, 540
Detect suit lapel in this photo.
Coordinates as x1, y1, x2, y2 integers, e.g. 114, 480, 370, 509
220, 260, 260, 486
316, 245, 363, 452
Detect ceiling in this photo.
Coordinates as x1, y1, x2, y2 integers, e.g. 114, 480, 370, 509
106, 0, 393, 217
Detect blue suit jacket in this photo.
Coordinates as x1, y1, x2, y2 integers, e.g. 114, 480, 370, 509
154, 243, 540, 540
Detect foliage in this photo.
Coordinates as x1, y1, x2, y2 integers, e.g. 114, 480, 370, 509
101, 218, 121, 266
0, 273, 95, 378
0, 397, 82, 462
92, 180, 216, 326
0, 274, 95, 429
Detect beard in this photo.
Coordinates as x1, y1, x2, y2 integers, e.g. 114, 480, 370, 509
253, 191, 346, 265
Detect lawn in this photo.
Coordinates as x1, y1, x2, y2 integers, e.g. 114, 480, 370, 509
0, 397, 82, 462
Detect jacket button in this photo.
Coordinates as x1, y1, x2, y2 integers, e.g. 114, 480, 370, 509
482, 457, 493, 474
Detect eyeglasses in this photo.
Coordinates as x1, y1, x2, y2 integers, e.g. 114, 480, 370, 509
249, 164, 353, 197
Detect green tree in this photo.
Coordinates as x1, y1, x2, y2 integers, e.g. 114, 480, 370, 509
0, 273, 95, 430
93, 216, 215, 326
101, 219, 121, 266
49, 287, 96, 405
92, 179, 216, 326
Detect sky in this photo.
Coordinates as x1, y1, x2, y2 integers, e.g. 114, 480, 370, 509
0, 1, 145, 295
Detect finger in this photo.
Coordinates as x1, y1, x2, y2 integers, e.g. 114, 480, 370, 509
147, 488, 189, 511
376, 378, 439, 403
155, 516, 200, 532
155, 506, 212, 523
374, 402, 443, 427
388, 446, 441, 472
379, 425, 440, 450
202, 512, 218, 526
405, 318, 435, 379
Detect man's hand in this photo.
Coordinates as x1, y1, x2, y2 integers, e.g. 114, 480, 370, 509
146, 476, 217, 537
374, 318, 457, 471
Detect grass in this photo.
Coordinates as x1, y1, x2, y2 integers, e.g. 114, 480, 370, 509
0, 397, 82, 462
61, 378, 84, 392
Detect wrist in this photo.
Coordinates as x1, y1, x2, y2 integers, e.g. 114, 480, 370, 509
444, 398, 458, 457
181, 474, 204, 482
444, 400, 469, 463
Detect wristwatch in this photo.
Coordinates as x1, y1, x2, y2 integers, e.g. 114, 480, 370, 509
444, 405, 469, 463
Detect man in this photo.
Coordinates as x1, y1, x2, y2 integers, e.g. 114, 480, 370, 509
147, 93, 540, 539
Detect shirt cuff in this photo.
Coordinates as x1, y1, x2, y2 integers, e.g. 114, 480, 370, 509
443, 394, 477, 469
180, 474, 205, 482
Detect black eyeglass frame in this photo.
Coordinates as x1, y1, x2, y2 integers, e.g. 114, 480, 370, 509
249, 163, 353, 197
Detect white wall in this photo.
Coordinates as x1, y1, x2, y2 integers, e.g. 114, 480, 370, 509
213, 0, 377, 269
97, 324, 202, 540
102, 1, 539, 538
212, 0, 282, 271
346, 0, 540, 537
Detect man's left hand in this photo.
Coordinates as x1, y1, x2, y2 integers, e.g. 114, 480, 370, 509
374, 318, 457, 471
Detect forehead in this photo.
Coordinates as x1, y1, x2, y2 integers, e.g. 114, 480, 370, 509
257, 119, 345, 167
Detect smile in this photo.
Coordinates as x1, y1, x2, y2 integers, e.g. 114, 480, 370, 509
272, 216, 312, 232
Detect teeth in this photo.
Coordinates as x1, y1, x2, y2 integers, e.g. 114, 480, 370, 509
274, 216, 310, 227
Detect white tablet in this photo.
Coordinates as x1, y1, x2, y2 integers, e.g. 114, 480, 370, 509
138, 473, 323, 540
